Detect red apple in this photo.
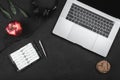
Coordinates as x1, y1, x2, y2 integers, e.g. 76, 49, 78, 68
5, 21, 23, 36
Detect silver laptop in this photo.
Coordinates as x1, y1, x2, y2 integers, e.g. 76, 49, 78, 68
53, 0, 120, 57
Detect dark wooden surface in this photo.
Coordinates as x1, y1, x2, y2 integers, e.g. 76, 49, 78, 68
0, 0, 120, 80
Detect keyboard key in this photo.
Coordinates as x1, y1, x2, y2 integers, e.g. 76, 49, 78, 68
66, 3, 114, 38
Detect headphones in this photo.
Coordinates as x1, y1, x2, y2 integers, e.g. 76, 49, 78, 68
32, 0, 58, 17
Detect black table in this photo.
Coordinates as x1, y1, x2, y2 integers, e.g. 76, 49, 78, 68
0, 0, 120, 80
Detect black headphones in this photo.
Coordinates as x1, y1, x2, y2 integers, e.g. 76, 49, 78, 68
32, 0, 58, 17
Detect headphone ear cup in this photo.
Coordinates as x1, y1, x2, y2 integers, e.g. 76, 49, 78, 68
43, 9, 50, 16
32, 7, 46, 16
31, 0, 58, 17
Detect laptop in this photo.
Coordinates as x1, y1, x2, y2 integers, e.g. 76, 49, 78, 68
52, 0, 120, 57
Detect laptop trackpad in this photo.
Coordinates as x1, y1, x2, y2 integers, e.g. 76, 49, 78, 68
67, 25, 97, 49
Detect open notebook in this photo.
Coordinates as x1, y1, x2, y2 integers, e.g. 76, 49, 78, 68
9, 40, 46, 71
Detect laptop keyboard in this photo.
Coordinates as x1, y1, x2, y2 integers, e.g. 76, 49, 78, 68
66, 3, 114, 37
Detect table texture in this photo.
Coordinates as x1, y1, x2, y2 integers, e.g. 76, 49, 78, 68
0, 0, 120, 80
